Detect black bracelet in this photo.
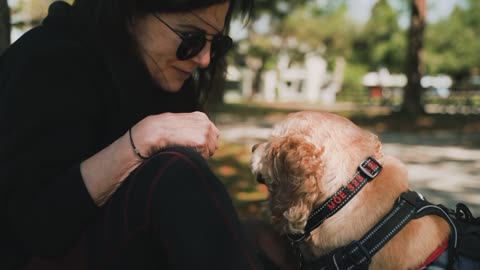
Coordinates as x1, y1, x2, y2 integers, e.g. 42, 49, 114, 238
128, 128, 149, 160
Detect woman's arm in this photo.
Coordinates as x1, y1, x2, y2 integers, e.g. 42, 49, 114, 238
81, 112, 220, 206
80, 133, 139, 206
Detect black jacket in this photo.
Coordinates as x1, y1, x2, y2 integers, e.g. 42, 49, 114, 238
0, 2, 197, 268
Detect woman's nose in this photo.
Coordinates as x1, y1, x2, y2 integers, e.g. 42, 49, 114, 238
192, 43, 211, 68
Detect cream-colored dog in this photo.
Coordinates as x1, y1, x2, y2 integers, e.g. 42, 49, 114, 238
251, 111, 450, 270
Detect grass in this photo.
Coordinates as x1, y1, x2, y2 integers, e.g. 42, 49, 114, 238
208, 141, 271, 218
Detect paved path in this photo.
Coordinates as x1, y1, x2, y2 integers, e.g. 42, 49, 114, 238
217, 116, 480, 216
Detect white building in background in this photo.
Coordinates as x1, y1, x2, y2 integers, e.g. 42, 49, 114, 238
362, 68, 406, 104
421, 75, 453, 98
362, 68, 408, 90
226, 52, 345, 105
362, 68, 454, 102
262, 53, 345, 104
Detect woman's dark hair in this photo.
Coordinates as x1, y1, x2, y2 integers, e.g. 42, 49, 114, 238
72, 0, 254, 111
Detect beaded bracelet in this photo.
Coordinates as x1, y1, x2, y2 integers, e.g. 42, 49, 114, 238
128, 128, 148, 160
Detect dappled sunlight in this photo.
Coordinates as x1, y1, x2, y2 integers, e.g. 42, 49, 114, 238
383, 143, 480, 216
209, 141, 269, 218
235, 184, 268, 202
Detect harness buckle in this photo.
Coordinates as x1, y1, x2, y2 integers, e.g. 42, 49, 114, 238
345, 240, 372, 267
287, 232, 310, 243
359, 157, 382, 180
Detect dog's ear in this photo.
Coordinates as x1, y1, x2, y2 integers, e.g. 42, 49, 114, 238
266, 135, 324, 234
362, 131, 384, 162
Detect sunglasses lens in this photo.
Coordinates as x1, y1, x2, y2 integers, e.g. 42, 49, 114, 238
176, 33, 233, 60
176, 33, 206, 60
211, 36, 233, 59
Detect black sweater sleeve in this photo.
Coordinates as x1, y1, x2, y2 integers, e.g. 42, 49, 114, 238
0, 27, 101, 257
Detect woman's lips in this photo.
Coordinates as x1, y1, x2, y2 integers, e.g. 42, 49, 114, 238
174, 67, 192, 79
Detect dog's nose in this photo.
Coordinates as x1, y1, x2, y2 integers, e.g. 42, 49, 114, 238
252, 143, 259, 153
256, 174, 266, 184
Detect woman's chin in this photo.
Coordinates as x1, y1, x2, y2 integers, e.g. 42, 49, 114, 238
155, 79, 184, 93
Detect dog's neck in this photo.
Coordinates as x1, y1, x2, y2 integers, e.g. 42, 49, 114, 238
303, 156, 451, 270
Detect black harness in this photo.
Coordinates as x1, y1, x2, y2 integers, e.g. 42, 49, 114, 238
289, 157, 458, 270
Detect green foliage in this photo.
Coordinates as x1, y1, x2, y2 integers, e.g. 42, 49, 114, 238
425, 1, 480, 79
337, 63, 369, 103
353, 0, 406, 72
281, 3, 355, 56
231, 1, 356, 77
253, 0, 312, 20
462, 0, 480, 30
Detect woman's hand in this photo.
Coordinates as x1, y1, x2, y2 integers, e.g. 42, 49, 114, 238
81, 112, 219, 206
132, 111, 220, 160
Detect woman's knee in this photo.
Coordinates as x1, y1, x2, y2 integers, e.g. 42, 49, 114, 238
127, 146, 213, 190
149, 146, 206, 168
97, 147, 216, 235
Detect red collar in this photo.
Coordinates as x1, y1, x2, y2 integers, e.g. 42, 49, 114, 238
415, 238, 449, 270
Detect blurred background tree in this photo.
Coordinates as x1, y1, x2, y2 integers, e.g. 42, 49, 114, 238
425, 0, 480, 82
0, 0, 9, 54
402, 0, 426, 115
354, 0, 406, 73
1, 0, 73, 54
281, 3, 354, 59
22, 0, 53, 24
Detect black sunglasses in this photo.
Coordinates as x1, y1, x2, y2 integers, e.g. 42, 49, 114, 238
153, 14, 233, 61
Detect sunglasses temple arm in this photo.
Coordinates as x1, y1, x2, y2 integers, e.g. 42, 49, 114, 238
152, 13, 185, 39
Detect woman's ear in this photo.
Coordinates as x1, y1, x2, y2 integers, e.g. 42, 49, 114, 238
265, 135, 324, 234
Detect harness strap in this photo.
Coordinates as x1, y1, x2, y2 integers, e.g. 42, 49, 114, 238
337, 194, 417, 270
302, 191, 459, 270
405, 193, 459, 270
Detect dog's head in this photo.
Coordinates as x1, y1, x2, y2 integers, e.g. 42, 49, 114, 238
251, 111, 384, 235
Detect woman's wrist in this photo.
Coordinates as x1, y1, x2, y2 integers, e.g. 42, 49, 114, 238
132, 115, 168, 158
80, 132, 143, 206
129, 127, 149, 160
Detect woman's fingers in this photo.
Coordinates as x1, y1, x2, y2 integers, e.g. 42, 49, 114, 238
137, 112, 221, 159
206, 123, 220, 157
197, 122, 219, 159
191, 113, 219, 158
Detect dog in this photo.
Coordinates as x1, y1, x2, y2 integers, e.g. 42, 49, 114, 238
251, 111, 455, 270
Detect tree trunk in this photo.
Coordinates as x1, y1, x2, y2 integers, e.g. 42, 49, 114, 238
401, 0, 426, 116
0, 0, 10, 55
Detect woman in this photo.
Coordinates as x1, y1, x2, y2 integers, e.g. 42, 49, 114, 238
0, 0, 273, 269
